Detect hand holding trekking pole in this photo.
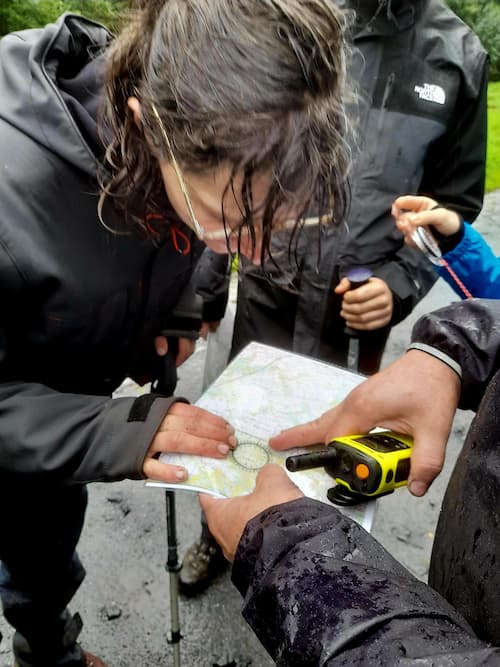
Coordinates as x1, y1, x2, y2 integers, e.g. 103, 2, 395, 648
335, 271, 393, 331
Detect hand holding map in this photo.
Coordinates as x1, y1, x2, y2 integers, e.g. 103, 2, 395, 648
146, 342, 376, 530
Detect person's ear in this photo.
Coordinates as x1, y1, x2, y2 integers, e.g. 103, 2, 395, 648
127, 96, 142, 127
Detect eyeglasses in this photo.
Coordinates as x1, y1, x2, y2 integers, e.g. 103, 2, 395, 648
151, 103, 331, 243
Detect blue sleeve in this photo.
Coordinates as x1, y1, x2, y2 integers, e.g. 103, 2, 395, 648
435, 223, 500, 298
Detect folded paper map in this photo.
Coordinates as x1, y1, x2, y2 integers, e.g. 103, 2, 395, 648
146, 342, 376, 531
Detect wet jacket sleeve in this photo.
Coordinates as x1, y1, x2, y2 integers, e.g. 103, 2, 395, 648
409, 299, 500, 411
435, 223, 500, 299
232, 498, 499, 666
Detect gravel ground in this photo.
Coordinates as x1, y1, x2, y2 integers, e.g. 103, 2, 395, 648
1, 192, 499, 667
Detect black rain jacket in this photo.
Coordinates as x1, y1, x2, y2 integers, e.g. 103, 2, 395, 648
233, 299, 500, 665
0, 15, 205, 485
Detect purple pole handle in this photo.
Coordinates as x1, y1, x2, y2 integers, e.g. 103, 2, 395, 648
345, 267, 373, 289
344, 267, 373, 337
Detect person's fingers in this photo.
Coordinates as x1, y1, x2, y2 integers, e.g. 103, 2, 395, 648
341, 302, 392, 329
268, 404, 373, 450
154, 335, 168, 356
341, 278, 389, 304
410, 209, 461, 236
167, 402, 234, 430
150, 428, 235, 458
270, 407, 369, 451
395, 218, 418, 246
176, 337, 196, 366
334, 277, 350, 294
394, 204, 460, 239
393, 195, 438, 215
342, 311, 392, 330
404, 209, 442, 227
150, 404, 237, 458
407, 429, 447, 496
341, 281, 393, 329
142, 458, 189, 483
148, 416, 236, 459
254, 463, 301, 494
270, 414, 333, 450
341, 293, 391, 316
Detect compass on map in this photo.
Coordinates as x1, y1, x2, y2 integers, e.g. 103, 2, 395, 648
231, 441, 270, 471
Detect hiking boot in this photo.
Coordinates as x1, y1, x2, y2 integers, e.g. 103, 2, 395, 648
82, 653, 108, 667
12, 611, 108, 667
178, 538, 228, 596
13, 654, 106, 667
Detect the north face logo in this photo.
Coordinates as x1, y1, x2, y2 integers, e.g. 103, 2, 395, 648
414, 83, 446, 105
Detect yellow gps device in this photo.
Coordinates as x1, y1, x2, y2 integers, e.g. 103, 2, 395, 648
285, 431, 413, 506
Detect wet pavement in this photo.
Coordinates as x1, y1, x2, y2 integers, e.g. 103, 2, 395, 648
1, 191, 499, 667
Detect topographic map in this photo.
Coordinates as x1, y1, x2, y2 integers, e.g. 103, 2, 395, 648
147, 342, 376, 530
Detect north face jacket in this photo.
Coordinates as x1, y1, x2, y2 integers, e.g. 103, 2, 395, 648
229, 0, 488, 363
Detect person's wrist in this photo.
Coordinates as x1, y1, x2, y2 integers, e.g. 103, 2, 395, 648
430, 213, 464, 254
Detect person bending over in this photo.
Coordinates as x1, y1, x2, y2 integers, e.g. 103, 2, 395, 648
0, 1, 352, 664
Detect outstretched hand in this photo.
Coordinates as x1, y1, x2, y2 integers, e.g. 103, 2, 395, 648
200, 465, 303, 562
270, 350, 461, 497
143, 402, 237, 482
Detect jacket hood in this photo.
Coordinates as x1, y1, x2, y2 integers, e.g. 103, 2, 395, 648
0, 13, 109, 176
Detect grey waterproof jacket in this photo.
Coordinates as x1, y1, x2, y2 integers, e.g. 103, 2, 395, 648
0, 15, 205, 484
234, 299, 500, 665
226, 0, 488, 364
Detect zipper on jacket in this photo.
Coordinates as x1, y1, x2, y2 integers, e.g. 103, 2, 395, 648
377, 72, 396, 134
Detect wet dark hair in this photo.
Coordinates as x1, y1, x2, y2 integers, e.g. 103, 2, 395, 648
99, 0, 352, 262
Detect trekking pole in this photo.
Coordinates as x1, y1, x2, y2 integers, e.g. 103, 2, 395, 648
165, 489, 182, 667
153, 285, 202, 666
153, 336, 186, 667
344, 267, 373, 373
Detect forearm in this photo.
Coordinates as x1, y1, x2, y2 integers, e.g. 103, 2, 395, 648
233, 498, 491, 665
